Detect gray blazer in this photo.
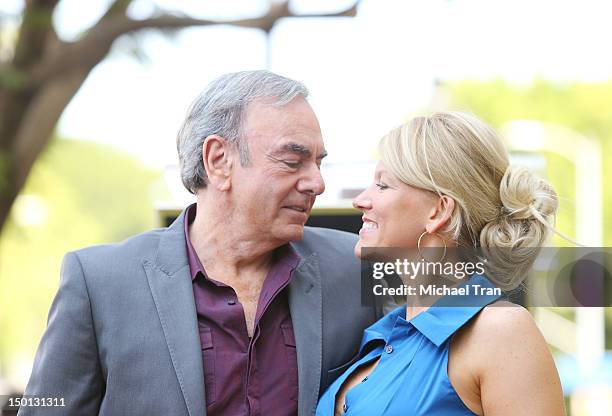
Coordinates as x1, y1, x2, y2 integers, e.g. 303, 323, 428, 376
20, 211, 390, 416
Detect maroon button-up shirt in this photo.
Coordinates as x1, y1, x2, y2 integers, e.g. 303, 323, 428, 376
184, 204, 300, 416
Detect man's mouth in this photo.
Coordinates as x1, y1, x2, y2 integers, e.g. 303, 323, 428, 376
284, 205, 307, 213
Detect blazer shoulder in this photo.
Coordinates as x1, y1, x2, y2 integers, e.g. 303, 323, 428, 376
303, 226, 357, 246
71, 227, 166, 266
296, 227, 358, 260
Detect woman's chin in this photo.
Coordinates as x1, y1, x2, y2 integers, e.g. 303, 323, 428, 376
354, 239, 372, 259
354, 245, 362, 259
354, 239, 363, 259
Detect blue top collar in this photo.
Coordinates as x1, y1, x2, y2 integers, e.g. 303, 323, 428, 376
360, 274, 502, 349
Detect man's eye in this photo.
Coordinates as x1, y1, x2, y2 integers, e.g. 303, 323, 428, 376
375, 182, 389, 191
284, 161, 302, 169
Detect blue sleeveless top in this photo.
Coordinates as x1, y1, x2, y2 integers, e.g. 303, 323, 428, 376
316, 275, 502, 416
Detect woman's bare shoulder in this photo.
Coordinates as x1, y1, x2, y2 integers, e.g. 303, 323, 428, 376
455, 300, 533, 338
452, 300, 551, 375
451, 301, 565, 415
459, 301, 544, 355
474, 300, 538, 335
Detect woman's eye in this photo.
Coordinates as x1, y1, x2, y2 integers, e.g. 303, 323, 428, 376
375, 182, 389, 191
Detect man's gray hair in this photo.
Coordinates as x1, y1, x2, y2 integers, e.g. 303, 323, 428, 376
176, 70, 309, 194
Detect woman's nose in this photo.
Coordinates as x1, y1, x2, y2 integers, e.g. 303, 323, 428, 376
352, 190, 372, 210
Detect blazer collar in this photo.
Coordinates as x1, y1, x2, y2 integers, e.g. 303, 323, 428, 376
287, 249, 323, 416
152, 207, 190, 276
144, 206, 205, 416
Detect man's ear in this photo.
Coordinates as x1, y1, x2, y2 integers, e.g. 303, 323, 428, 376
425, 195, 455, 234
202, 135, 234, 191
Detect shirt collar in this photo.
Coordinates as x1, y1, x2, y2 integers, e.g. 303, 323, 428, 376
359, 304, 406, 354
184, 203, 205, 281
410, 274, 503, 347
360, 274, 502, 351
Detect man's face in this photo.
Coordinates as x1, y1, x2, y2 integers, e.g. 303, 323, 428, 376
229, 97, 326, 245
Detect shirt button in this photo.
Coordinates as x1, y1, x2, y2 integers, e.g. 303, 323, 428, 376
227, 299, 236, 305
343, 403, 348, 412
385, 345, 394, 354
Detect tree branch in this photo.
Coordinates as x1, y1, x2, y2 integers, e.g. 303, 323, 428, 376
27, 0, 359, 86
12, 68, 89, 188
12, 0, 61, 69
99, 0, 133, 21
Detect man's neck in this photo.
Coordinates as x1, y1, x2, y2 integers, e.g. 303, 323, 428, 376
188, 201, 280, 283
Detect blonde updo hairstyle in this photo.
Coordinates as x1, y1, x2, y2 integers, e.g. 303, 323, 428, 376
379, 112, 558, 290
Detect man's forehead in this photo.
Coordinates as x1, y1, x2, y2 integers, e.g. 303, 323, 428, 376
244, 96, 308, 122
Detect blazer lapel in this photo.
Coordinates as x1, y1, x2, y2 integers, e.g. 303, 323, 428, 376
143, 211, 205, 416
288, 251, 323, 416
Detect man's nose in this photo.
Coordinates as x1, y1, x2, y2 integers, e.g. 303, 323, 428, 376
298, 164, 325, 196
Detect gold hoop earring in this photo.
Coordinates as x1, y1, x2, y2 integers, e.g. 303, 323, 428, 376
417, 231, 447, 262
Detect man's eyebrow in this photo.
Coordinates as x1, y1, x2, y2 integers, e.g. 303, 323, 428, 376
284, 143, 311, 156
279, 143, 328, 159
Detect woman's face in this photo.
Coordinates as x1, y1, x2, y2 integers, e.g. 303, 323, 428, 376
353, 161, 439, 258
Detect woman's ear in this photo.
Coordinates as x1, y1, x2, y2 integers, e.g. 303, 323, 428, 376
425, 195, 455, 234
202, 135, 233, 191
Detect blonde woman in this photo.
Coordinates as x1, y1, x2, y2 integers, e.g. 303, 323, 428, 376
316, 112, 566, 415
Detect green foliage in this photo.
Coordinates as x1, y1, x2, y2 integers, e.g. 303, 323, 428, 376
0, 138, 167, 381
446, 79, 612, 247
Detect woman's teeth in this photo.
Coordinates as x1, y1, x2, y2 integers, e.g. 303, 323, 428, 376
363, 222, 378, 230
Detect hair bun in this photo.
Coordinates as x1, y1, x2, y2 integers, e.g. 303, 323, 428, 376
478, 165, 559, 289
499, 165, 558, 222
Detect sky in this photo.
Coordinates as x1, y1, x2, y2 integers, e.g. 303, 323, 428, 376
2, 0, 612, 200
